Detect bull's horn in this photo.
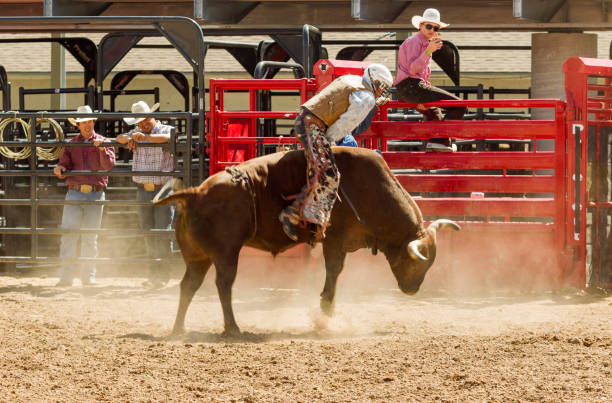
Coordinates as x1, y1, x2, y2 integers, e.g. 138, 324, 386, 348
428, 219, 461, 232
408, 239, 427, 261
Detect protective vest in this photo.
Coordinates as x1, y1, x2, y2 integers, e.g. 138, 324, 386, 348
303, 75, 373, 127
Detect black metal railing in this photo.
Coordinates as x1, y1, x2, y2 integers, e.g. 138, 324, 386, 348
0, 110, 199, 266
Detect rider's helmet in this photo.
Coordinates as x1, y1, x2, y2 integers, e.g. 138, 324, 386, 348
363, 63, 393, 105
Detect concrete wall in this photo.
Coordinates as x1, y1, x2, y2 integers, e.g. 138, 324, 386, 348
531, 33, 598, 120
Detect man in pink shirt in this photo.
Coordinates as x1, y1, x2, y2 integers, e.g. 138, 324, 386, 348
395, 8, 466, 152
54, 105, 115, 286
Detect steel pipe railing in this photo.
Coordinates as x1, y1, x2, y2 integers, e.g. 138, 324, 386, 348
0, 110, 198, 265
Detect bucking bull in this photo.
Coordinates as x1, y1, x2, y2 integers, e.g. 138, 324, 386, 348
155, 147, 460, 336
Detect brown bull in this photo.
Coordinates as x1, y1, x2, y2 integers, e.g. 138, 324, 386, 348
155, 147, 459, 336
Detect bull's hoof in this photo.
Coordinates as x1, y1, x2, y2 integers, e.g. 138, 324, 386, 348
320, 299, 335, 316
170, 326, 186, 338
221, 327, 242, 338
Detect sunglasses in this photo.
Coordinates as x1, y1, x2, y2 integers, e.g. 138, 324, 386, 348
423, 23, 440, 32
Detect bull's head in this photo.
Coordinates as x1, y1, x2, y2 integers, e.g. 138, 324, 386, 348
389, 219, 460, 294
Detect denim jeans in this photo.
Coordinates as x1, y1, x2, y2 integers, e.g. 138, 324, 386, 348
396, 77, 466, 146
137, 186, 174, 282
58, 189, 105, 284
396, 77, 466, 120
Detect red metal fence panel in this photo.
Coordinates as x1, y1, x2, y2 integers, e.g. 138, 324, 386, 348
564, 57, 612, 289
207, 58, 612, 290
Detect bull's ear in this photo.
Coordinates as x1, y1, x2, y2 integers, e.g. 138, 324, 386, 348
407, 239, 427, 261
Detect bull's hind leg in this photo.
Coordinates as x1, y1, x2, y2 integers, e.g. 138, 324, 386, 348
214, 253, 241, 337
320, 242, 347, 316
172, 259, 212, 335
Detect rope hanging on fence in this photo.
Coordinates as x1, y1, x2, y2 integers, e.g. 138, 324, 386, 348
32, 117, 64, 161
0, 116, 32, 160
0, 114, 65, 161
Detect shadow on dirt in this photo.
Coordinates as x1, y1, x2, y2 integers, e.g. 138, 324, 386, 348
0, 283, 184, 299
118, 328, 396, 344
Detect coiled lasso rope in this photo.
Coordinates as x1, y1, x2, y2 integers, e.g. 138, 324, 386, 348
0, 115, 32, 160
31, 116, 64, 160
0, 113, 65, 160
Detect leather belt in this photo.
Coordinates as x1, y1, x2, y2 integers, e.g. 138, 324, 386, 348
137, 183, 162, 192
68, 184, 105, 193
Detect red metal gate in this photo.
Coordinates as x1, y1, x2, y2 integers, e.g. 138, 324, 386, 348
208, 78, 316, 174
564, 57, 612, 289
368, 98, 571, 290
207, 58, 612, 290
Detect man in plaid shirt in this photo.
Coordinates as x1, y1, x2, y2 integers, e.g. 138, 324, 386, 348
117, 101, 174, 288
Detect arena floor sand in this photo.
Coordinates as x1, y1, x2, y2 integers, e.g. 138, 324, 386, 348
0, 275, 610, 402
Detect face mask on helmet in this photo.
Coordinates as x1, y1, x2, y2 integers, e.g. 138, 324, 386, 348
366, 65, 393, 106
375, 83, 391, 106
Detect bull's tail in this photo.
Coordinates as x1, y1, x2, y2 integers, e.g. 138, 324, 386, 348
153, 178, 193, 207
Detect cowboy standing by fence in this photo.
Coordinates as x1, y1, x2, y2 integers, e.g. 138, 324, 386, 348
116, 101, 175, 288
54, 105, 115, 286
395, 8, 466, 152
279, 63, 393, 241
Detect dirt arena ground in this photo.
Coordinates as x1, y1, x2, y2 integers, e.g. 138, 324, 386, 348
0, 264, 610, 402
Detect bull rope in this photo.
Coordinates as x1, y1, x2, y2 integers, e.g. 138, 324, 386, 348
225, 166, 258, 239
325, 148, 365, 226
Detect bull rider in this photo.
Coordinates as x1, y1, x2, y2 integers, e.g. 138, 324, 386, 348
279, 63, 393, 241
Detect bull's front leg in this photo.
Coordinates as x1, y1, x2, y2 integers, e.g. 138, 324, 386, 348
172, 259, 212, 336
214, 254, 241, 337
320, 242, 346, 316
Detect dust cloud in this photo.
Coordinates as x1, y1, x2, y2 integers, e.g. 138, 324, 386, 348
13, 219, 595, 340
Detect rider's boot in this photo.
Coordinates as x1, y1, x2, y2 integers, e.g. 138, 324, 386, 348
279, 204, 301, 241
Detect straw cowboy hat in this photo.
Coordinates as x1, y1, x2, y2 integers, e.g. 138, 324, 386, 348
412, 8, 449, 30
123, 100, 160, 125
68, 105, 97, 126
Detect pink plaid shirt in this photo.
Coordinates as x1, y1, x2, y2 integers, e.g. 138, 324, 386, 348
395, 32, 432, 85
128, 122, 174, 185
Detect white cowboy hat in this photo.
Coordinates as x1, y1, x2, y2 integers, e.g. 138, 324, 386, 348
68, 105, 97, 126
123, 101, 160, 125
412, 8, 449, 30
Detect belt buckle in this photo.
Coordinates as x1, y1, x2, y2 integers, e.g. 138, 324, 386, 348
143, 183, 156, 192
80, 184, 93, 194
